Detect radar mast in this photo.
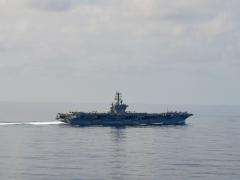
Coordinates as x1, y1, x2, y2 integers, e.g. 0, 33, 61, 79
115, 91, 122, 105
111, 92, 128, 114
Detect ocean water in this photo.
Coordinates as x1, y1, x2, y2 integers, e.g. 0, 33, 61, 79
0, 103, 240, 180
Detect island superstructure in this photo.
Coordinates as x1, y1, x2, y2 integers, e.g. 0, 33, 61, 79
56, 92, 193, 126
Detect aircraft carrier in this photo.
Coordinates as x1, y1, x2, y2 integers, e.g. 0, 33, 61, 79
57, 92, 193, 126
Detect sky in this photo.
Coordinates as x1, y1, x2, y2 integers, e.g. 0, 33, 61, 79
0, 0, 240, 105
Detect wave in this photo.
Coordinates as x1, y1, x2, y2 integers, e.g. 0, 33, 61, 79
0, 121, 65, 126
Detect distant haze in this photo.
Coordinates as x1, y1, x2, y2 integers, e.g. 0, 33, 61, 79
0, 0, 239, 105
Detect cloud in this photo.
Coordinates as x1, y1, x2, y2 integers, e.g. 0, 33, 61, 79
29, 0, 97, 12
1, 0, 239, 67
0, 0, 240, 103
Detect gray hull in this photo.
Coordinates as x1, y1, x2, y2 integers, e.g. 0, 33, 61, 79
57, 93, 193, 126
57, 112, 192, 126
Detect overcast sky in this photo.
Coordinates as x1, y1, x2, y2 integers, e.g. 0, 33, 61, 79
0, 0, 239, 105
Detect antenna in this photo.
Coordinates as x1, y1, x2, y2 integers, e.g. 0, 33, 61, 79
115, 91, 122, 105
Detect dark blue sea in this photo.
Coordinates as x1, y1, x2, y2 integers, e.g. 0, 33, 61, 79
0, 103, 240, 180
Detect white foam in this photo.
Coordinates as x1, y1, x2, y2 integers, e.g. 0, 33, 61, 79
0, 123, 22, 126
26, 121, 64, 125
0, 121, 65, 126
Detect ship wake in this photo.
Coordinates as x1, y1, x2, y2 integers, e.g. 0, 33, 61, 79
0, 121, 65, 126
